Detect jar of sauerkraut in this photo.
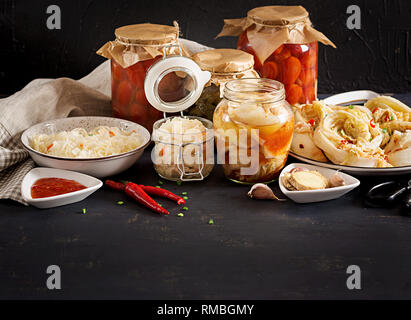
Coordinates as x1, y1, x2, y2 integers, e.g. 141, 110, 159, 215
143, 48, 214, 181
97, 22, 189, 132
152, 116, 214, 181
187, 49, 259, 121
214, 78, 294, 184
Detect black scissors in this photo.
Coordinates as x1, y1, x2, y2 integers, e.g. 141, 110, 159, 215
365, 180, 411, 216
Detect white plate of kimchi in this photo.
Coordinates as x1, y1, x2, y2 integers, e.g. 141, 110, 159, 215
289, 92, 411, 176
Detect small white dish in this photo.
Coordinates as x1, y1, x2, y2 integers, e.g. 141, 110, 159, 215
21, 116, 151, 178
21, 167, 103, 209
279, 163, 360, 204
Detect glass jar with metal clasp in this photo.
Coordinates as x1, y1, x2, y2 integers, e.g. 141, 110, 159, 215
145, 45, 215, 181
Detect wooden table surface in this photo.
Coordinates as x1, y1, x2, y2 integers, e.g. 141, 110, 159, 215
1, 94, 411, 299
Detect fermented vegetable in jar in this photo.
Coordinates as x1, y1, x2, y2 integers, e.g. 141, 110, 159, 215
97, 22, 189, 132
143, 51, 213, 181
152, 117, 214, 181
217, 6, 336, 105
214, 78, 294, 184
187, 49, 259, 121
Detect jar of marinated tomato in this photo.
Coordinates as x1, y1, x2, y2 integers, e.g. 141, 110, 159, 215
186, 49, 259, 121
97, 22, 189, 132
217, 6, 335, 106
213, 78, 294, 184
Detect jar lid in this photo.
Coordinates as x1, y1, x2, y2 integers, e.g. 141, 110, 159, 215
247, 5, 309, 26
191, 49, 254, 73
115, 22, 179, 45
144, 54, 211, 113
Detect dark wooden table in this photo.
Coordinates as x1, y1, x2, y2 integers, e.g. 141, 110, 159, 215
1, 94, 411, 300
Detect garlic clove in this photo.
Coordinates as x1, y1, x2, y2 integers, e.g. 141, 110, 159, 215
248, 183, 286, 201
329, 172, 346, 187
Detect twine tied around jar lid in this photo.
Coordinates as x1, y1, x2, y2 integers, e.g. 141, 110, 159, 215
97, 21, 190, 69
191, 48, 260, 97
216, 5, 336, 64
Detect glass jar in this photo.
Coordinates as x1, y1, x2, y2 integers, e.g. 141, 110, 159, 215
143, 50, 213, 181
97, 23, 186, 132
217, 6, 335, 106
238, 34, 318, 105
110, 56, 163, 131
214, 78, 294, 184
152, 116, 214, 181
187, 49, 259, 121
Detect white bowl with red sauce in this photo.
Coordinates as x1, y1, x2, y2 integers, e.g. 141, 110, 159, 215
21, 167, 103, 209
21, 117, 151, 178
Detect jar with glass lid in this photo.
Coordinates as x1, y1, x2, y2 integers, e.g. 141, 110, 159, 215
186, 49, 259, 121
143, 48, 215, 181
97, 22, 190, 132
214, 78, 294, 184
217, 6, 336, 106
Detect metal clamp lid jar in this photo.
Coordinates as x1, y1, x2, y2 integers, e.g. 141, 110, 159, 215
145, 46, 215, 181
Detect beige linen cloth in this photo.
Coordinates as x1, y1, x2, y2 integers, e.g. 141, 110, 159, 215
0, 39, 211, 205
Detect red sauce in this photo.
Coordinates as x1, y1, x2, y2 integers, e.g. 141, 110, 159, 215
31, 178, 87, 199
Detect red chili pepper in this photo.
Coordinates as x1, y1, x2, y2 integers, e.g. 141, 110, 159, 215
140, 185, 185, 205
125, 183, 169, 215
340, 139, 348, 145
385, 114, 390, 122
105, 180, 125, 192
47, 143, 53, 151
372, 107, 378, 114
307, 118, 315, 127
370, 119, 376, 128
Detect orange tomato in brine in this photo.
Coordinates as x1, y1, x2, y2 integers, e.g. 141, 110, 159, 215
286, 44, 303, 58
135, 88, 149, 106
261, 61, 279, 80
273, 48, 291, 63
282, 56, 301, 85
126, 62, 146, 88
117, 81, 133, 106
285, 84, 303, 105
129, 103, 148, 125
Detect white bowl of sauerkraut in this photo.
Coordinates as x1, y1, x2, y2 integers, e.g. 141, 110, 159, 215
21, 117, 150, 177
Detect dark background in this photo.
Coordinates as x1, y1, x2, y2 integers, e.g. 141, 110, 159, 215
0, 0, 410, 95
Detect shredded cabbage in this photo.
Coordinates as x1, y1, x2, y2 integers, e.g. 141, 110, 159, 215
31, 126, 142, 158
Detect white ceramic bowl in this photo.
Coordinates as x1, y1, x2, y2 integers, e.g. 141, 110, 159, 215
21, 116, 150, 177
21, 167, 103, 209
279, 163, 360, 203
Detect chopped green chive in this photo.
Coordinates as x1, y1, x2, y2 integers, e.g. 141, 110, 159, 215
390, 115, 394, 121
117, 201, 124, 205
158, 204, 163, 207
208, 218, 214, 225
82, 208, 86, 214
176, 180, 182, 186
156, 186, 161, 188
382, 128, 387, 134
183, 207, 188, 211
177, 213, 184, 217
183, 196, 188, 200
348, 105, 354, 109
158, 180, 164, 185
181, 192, 187, 195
